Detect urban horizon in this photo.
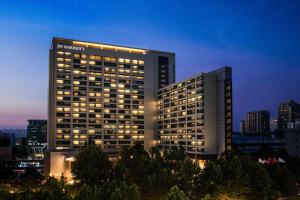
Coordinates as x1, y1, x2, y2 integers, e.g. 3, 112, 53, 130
1, 1, 300, 130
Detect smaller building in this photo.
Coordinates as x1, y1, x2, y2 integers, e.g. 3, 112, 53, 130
27, 120, 47, 159
270, 119, 278, 132
277, 100, 300, 130
233, 132, 285, 154
284, 128, 300, 157
240, 110, 270, 134
0, 132, 13, 161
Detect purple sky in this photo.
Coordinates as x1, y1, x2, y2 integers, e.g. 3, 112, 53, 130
0, 0, 299, 130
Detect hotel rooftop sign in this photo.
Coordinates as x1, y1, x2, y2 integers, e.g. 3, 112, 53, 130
57, 44, 85, 51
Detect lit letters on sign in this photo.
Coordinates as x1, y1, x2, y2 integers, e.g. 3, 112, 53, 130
57, 44, 85, 51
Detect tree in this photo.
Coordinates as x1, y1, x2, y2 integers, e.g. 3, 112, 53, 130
196, 161, 222, 197
116, 143, 149, 185
175, 158, 199, 195
272, 165, 297, 196
20, 176, 69, 200
247, 163, 277, 200
110, 188, 123, 200
220, 155, 245, 186
19, 168, 44, 186
167, 185, 188, 200
72, 145, 112, 185
75, 184, 103, 200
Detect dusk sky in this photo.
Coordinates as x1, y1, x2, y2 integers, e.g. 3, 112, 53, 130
0, 0, 299, 130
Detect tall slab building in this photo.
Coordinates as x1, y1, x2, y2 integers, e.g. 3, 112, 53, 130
47, 37, 232, 177
157, 67, 232, 157
46, 38, 175, 176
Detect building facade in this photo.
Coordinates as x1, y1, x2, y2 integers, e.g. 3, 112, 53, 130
270, 119, 278, 132
278, 100, 300, 130
47, 37, 232, 177
47, 38, 176, 176
241, 110, 270, 134
27, 120, 47, 159
232, 132, 285, 154
156, 67, 232, 157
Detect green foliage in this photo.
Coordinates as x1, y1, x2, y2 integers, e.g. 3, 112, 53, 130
221, 155, 247, 186
175, 158, 199, 195
72, 145, 112, 185
19, 168, 44, 186
269, 165, 297, 196
197, 161, 223, 197
167, 185, 189, 200
74, 184, 103, 200
3, 144, 300, 200
247, 163, 276, 200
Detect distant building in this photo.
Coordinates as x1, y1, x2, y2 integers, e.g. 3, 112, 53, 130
0, 129, 26, 139
278, 100, 300, 130
241, 110, 270, 134
240, 120, 246, 134
233, 129, 300, 158
0, 132, 13, 160
284, 128, 300, 157
295, 118, 300, 129
233, 132, 285, 154
270, 119, 278, 132
27, 120, 47, 159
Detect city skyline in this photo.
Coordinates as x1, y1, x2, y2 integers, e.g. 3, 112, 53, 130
0, 0, 300, 130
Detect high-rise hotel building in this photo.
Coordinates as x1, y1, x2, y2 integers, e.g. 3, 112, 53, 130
157, 67, 232, 157
46, 37, 232, 177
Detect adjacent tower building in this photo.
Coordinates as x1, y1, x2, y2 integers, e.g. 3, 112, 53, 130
156, 67, 232, 157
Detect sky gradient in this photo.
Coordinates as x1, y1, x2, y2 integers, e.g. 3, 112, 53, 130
0, 0, 299, 130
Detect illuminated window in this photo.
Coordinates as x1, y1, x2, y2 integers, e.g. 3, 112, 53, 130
80, 60, 87, 64
57, 129, 63, 134
89, 61, 95, 65
95, 140, 102, 145
73, 141, 79, 145
56, 80, 63, 84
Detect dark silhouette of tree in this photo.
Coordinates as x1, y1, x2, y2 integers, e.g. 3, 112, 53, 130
167, 185, 188, 200
72, 145, 112, 185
